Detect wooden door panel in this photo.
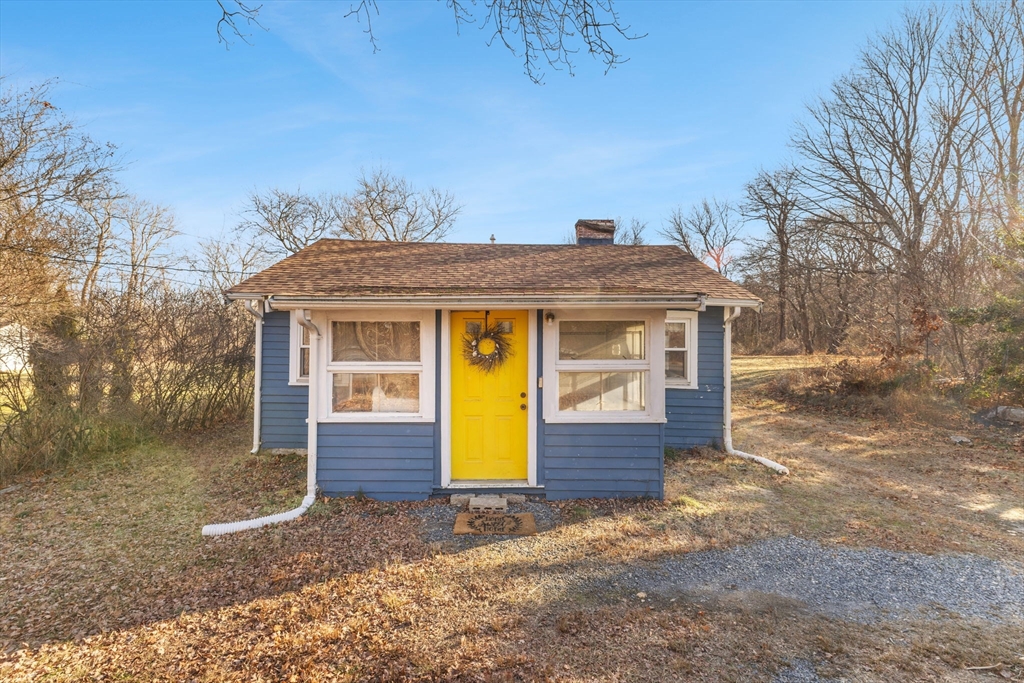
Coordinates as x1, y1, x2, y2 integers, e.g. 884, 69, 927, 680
451, 310, 528, 480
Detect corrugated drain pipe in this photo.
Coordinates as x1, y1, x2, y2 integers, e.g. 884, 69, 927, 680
202, 309, 321, 536
722, 307, 790, 475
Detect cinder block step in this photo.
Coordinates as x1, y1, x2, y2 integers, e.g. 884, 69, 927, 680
468, 496, 508, 512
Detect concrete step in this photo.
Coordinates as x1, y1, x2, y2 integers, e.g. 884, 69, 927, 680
468, 496, 507, 512
449, 493, 526, 507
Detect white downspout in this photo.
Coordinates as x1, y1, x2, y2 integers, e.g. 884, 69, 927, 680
722, 306, 790, 475
300, 310, 320, 505
202, 309, 320, 536
244, 299, 263, 454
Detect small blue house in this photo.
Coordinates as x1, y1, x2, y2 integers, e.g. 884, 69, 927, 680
226, 220, 760, 503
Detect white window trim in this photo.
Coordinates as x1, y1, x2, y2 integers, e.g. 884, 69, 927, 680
542, 308, 666, 424
289, 310, 310, 386
314, 309, 436, 423
665, 310, 699, 390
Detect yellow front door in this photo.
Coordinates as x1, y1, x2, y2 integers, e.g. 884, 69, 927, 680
451, 310, 529, 480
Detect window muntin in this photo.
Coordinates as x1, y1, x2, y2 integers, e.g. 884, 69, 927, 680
553, 318, 650, 415
665, 321, 688, 382
290, 313, 311, 384
299, 324, 311, 378
325, 316, 426, 418
558, 320, 645, 361
331, 373, 419, 413
665, 312, 698, 389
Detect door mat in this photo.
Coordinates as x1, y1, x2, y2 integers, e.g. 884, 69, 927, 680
454, 512, 537, 536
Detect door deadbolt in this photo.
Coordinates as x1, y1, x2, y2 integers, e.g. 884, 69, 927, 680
520, 404, 527, 410
520, 392, 527, 398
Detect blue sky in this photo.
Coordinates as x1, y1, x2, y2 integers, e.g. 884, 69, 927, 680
1, 0, 909, 246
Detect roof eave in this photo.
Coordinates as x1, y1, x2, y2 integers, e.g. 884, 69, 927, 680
225, 292, 760, 309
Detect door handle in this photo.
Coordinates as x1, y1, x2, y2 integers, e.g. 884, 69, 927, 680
520, 392, 527, 398
520, 404, 527, 410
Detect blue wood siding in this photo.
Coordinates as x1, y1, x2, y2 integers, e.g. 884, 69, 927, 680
257, 306, 727, 500
318, 423, 435, 500
543, 422, 663, 499
260, 311, 308, 450
665, 306, 725, 449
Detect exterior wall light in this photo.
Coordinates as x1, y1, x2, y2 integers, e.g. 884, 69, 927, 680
545, 312, 555, 326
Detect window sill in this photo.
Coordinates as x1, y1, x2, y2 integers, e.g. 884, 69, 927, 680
319, 414, 435, 424
665, 382, 699, 390
544, 415, 667, 424
288, 380, 310, 387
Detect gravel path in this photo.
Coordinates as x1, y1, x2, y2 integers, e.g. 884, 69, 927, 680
772, 659, 836, 683
413, 504, 1024, 625
623, 536, 1024, 623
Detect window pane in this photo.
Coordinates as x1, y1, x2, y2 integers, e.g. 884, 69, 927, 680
558, 321, 645, 360
300, 348, 310, 377
301, 325, 310, 347
666, 322, 688, 350
558, 372, 645, 411
666, 350, 688, 381
331, 321, 420, 362
332, 373, 419, 413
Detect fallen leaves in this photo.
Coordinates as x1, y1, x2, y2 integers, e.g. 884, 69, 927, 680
2, 365, 1023, 681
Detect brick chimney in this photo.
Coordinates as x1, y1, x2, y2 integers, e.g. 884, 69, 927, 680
575, 219, 615, 245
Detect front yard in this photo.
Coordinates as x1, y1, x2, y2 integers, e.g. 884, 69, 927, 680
1, 357, 1022, 681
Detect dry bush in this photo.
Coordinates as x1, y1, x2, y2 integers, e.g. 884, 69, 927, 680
0, 289, 253, 485
765, 358, 956, 422
768, 338, 804, 356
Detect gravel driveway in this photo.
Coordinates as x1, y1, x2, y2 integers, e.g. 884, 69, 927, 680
615, 536, 1024, 624
416, 500, 1024, 625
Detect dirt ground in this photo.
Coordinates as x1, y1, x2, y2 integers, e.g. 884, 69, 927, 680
1, 356, 1022, 681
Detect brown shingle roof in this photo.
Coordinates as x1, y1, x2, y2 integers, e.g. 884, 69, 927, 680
226, 239, 759, 302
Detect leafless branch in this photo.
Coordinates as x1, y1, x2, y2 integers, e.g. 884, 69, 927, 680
216, 0, 265, 47
344, 0, 382, 54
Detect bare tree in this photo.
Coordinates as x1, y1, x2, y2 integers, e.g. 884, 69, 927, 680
661, 198, 742, 276
614, 216, 647, 245
0, 79, 120, 325
237, 170, 460, 254
791, 7, 971, 353
215, 0, 643, 84
743, 167, 801, 343
344, 168, 460, 242
193, 232, 271, 294
946, 1, 1024, 233
237, 188, 348, 257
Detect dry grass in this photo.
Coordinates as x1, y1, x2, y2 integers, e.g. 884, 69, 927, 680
1, 358, 1022, 681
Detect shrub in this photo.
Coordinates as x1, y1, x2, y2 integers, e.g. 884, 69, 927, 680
0, 405, 148, 485
768, 339, 805, 356
765, 357, 952, 422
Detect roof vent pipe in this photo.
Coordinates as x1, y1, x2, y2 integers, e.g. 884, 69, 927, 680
575, 219, 615, 245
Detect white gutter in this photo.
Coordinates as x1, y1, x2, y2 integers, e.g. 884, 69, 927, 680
242, 293, 713, 309
722, 306, 790, 475
201, 309, 321, 536
243, 299, 263, 454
